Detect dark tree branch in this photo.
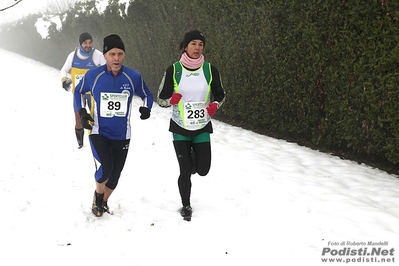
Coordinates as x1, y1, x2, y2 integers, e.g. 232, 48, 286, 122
0, 0, 24, 12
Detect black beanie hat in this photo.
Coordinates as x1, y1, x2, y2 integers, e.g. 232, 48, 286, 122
183, 30, 206, 48
103, 34, 125, 54
79, 32, 92, 45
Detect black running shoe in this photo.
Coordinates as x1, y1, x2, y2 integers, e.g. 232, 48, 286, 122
92, 191, 104, 217
180, 205, 193, 221
103, 201, 110, 214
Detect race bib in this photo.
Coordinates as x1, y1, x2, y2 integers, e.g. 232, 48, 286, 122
183, 102, 208, 127
100, 92, 128, 117
74, 73, 85, 84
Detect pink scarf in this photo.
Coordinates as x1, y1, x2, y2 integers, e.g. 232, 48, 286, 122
180, 52, 204, 69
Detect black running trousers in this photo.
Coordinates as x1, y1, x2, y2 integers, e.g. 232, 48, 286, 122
89, 134, 130, 189
173, 140, 211, 206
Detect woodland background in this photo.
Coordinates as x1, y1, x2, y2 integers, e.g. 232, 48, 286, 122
1, 0, 399, 174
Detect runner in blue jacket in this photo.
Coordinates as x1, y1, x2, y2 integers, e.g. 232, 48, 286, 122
74, 34, 153, 217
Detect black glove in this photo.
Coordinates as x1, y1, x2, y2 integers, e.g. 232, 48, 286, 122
139, 107, 151, 120
62, 78, 72, 91
78, 108, 94, 130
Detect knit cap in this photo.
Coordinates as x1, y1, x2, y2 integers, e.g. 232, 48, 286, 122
183, 30, 206, 48
79, 32, 92, 45
103, 34, 125, 54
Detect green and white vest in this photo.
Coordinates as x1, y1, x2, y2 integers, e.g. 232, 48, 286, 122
172, 61, 212, 131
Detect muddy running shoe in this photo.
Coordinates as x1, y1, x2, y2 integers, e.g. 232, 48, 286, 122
180, 205, 193, 221
92, 191, 104, 217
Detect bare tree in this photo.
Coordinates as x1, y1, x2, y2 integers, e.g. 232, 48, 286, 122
0, 0, 23, 12
45, 0, 87, 14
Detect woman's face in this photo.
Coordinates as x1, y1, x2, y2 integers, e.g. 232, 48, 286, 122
185, 39, 204, 59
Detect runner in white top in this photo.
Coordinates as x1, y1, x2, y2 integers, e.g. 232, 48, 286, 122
60, 32, 106, 148
157, 29, 226, 221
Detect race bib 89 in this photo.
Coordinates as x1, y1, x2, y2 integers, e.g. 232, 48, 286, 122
100, 92, 128, 117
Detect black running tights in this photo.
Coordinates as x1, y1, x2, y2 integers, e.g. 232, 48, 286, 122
173, 140, 211, 206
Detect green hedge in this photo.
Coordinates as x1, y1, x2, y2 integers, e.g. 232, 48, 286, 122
2, 0, 399, 168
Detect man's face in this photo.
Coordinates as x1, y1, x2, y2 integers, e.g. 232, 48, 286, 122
104, 48, 125, 74
81, 39, 93, 53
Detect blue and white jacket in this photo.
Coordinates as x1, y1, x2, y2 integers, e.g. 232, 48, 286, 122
74, 64, 153, 140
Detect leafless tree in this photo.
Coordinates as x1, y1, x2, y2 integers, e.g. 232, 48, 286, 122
46, 0, 87, 13
0, 0, 23, 12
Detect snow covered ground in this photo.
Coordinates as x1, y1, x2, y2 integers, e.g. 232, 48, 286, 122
1, 47, 398, 265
